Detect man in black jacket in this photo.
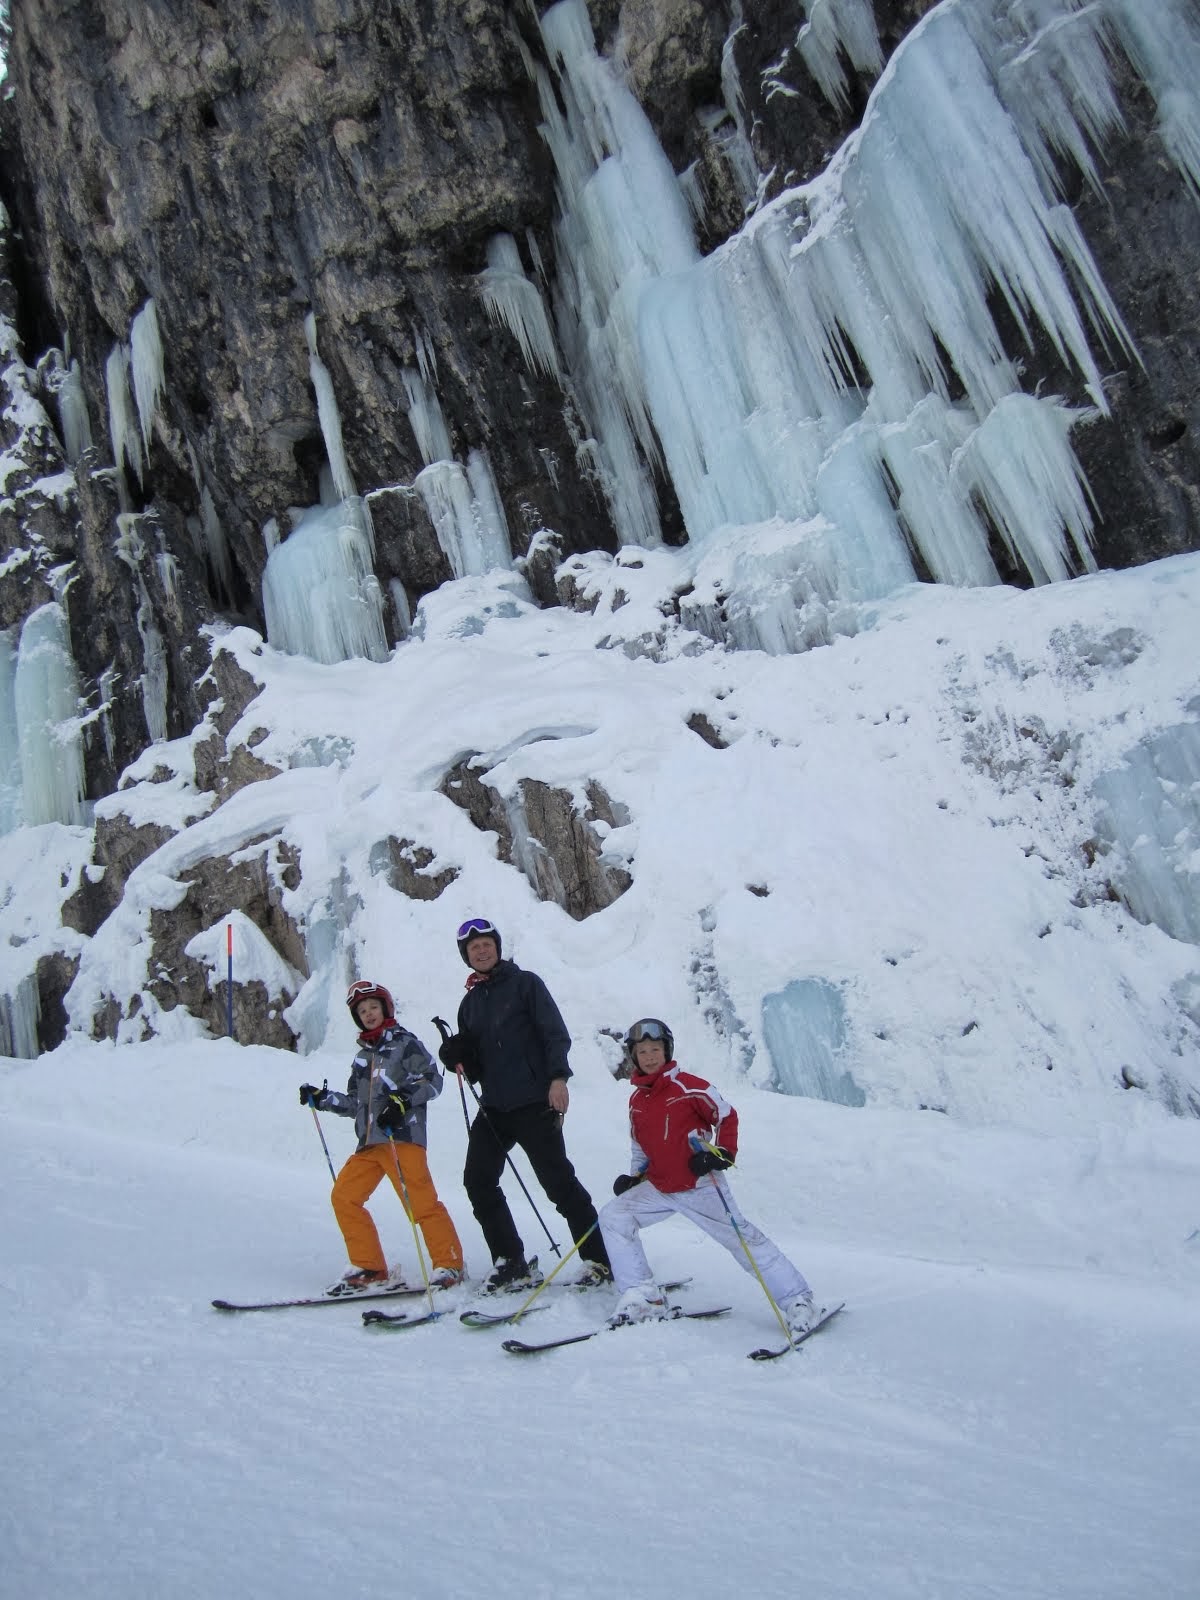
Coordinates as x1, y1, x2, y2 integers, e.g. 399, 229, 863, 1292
439, 917, 611, 1292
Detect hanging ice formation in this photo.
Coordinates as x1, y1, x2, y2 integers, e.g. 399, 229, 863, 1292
104, 343, 142, 508
0, 629, 22, 834
477, 233, 561, 379
114, 515, 170, 743
533, 0, 1200, 649
11, 602, 86, 828
129, 300, 165, 457
402, 349, 513, 581
260, 314, 388, 664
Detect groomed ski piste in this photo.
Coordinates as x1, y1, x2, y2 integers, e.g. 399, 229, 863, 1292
3, 552, 1200, 1598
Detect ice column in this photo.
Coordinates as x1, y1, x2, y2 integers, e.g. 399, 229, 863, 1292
0, 629, 22, 834
261, 314, 387, 662
130, 300, 165, 456
401, 352, 513, 581
105, 344, 143, 504
13, 603, 86, 827
304, 312, 356, 503
262, 500, 389, 664
114, 515, 169, 743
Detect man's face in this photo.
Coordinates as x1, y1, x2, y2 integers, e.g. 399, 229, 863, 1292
355, 997, 385, 1030
633, 1038, 668, 1074
466, 935, 500, 973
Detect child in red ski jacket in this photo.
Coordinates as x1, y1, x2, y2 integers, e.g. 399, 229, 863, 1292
598, 1018, 820, 1333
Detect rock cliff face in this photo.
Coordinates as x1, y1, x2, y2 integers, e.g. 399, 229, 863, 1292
0, 0, 1198, 1052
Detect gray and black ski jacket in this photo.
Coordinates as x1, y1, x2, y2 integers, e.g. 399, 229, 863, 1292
321, 1023, 443, 1150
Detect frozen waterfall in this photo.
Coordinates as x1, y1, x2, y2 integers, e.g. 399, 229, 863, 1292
530, 0, 1198, 650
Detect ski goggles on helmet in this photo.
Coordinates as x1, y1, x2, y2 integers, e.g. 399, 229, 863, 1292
456, 918, 498, 941
625, 1019, 671, 1046
346, 979, 394, 1015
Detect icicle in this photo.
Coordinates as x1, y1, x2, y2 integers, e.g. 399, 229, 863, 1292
402, 366, 454, 466
303, 312, 356, 502
0, 628, 22, 835
415, 457, 513, 581
477, 233, 561, 378
47, 355, 94, 465
114, 514, 171, 743
130, 299, 165, 456
796, 0, 884, 114
956, 392, 1097, 584
198, 483, 234, 600
261, 499, 388, 664
97, 662, 118, 763
413, 324, 439, 387
0, 974, 41, 1060
1107, 0, 1200, 198
105, 344, 142, 500
13, 603, 86, 827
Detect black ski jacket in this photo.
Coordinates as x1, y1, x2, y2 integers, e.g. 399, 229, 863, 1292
455, 959, 572, 1112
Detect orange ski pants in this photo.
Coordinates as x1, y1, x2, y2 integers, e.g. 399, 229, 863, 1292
331, 1141, 463, 1274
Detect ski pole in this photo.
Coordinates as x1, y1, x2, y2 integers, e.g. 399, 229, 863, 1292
501, 1221, 599, 1324
386, 1133, 435, 1315
433, 1015, 474, 1136
308, 1097, 337, 1182
690, 1133, 795, 1349
432, 1014, 561, 1259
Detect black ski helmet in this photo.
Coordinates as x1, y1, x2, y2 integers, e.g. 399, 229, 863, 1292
346, 979, 395, 1025
624, 1017, 674, 1061
456, 917, 502, 965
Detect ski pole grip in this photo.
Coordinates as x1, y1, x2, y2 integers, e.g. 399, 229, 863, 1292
432, 1015, 451, 1042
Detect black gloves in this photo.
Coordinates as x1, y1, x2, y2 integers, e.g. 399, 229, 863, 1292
299, 1081, 327, 1108
612, 1172, 644, 1196
376, 1095, 408, 1132
438, 1033, 469, 1069
438, 1034, 479, 1079
688, 1145, 734, 1176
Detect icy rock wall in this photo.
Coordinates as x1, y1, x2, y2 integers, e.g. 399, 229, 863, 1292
1093, 719, 1200, 948
761, 977, 867, 1107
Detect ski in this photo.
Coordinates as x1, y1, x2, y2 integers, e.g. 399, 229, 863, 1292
501, 1304, 730, 1355
459, 1276, 692, 1330
362, 1307, 452, 1330
747, 1301, 845, 1361
212, 1285, 426, 1313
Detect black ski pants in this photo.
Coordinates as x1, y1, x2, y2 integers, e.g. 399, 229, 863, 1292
463, 1102, 609, 1270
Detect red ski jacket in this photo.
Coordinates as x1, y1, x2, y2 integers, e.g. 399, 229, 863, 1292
627, 1062, 739, 1193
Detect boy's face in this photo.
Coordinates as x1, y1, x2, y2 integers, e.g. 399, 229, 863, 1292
356, 998, 385, 1030
633, 1038, 668, 1073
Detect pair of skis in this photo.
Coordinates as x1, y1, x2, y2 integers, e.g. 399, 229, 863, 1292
501, 1300, 845, 1359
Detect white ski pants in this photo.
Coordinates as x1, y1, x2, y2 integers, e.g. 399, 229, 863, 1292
598, 1174, 810, 1303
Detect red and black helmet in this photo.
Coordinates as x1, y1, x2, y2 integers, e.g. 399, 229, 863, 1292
346, 979, 395, 1024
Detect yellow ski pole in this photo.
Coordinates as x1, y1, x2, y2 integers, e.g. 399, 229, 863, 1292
502, 1221, 599, 1324
690, 1134, 795, 1348
387, 1133, 435, 1315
